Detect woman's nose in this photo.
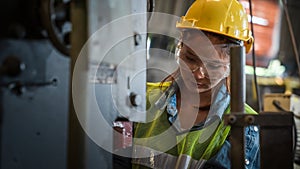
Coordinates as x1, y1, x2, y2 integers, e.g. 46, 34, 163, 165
192, 66, 207, 79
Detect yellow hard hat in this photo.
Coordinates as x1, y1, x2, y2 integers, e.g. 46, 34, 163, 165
176, 0, 253, 53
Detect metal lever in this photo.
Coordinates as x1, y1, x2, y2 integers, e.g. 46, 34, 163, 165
0, 79, 57, 96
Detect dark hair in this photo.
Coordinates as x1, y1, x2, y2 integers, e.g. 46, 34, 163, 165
203, 31, 242, 45
159, 30, 237, 89
159, 68, 180, 88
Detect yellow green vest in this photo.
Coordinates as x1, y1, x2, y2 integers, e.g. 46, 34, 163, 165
132, 82, 257, 169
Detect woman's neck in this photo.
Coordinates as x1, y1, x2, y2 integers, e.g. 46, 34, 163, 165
176, 84, 212, 126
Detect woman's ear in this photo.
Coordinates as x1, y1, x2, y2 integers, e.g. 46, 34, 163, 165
175, 41, 182, 64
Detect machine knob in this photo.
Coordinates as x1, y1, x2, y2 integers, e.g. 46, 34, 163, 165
129, 92, 142, 107
1, 56, 25, 77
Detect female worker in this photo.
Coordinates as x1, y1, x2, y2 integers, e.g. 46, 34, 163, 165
132, 0, 260, 168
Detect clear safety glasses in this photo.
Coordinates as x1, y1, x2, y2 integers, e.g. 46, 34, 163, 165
175, 42, 236, 91
177, 43, 232, 78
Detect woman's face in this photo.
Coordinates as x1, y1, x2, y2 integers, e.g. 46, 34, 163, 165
178, 30, 231, 93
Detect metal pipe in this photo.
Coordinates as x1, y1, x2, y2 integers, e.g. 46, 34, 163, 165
230, 46, 246, 169
230, 46, 245, 114
67, 1, 88, 169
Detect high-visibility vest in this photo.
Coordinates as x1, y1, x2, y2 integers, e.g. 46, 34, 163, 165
132, 82, 257, 169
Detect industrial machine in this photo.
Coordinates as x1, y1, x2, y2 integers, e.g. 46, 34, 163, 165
0, 0, 300, 169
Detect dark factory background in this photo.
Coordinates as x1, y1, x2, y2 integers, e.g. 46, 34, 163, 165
0, 0, 300, 169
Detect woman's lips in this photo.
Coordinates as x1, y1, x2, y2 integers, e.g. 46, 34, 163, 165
187, 78, 210, 90
197, 83, 209, 88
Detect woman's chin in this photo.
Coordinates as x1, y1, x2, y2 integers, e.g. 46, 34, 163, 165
185, 82, 211, 93
197, 87, 211, 93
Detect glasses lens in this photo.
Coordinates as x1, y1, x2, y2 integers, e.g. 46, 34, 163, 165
178, 43, 230, 87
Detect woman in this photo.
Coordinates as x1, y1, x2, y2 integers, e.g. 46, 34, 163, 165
132, 0, 259, 168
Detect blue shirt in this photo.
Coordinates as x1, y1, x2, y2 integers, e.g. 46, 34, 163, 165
205, 125, 260, 169
166, 82, 260, 169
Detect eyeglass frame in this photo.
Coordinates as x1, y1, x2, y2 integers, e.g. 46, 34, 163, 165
176, 42, 237, 77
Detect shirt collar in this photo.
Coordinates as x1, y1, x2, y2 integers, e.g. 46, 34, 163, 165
166, 79, 230, 129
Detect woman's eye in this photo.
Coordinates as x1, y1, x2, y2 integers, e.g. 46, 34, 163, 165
186, 56, 194, 61
182, 55, 195, 62
206, 63, 221, 69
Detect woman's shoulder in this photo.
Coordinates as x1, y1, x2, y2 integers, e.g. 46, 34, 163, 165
146, 81, 172, 91
147, 81, 171, 87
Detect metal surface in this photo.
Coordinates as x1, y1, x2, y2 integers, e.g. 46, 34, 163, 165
230, 46, 246, 114
226, 46, 293, 169
260, 120, 293, 169
69, 0, 147, 169
87, 0, 147, 122
68, 1, 87, 169
225, 112, 294, 169
0, 40, 70, 169
229, 46, 246, 169
89, 63, 117, 84
40, 0, 71, 56
0, 0, 299, 169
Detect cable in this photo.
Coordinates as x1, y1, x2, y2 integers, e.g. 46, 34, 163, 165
279, 1, 300, 163
280, 0, 300, 78
248, 0, 262, 113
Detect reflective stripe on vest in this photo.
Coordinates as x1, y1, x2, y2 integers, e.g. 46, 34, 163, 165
132, 145, 207, 169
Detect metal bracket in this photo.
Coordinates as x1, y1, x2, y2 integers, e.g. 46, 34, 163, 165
224, 111, 294, 169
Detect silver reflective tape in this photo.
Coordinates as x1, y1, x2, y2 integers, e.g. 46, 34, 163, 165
132, 145, 207, 169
